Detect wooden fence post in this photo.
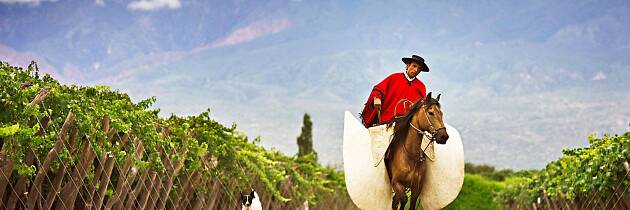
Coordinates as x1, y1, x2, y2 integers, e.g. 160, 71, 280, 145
146, 170, 163, 210
55, 136, 93, 210
178, 171, 202, 209
138, 170, 158, 210
5, 148, 36, 210
86, 122, 115, 209
171, 171, 198, 209
1, 87, 51, 209
0, 145, 15, 208
92, 132, 130, 210
124, 168, 149, 209
55, 115, 109, 210
44, 128, 79, 210
26, 111, 74, 210
106, 138, 143, 210
156, 151, 184, 210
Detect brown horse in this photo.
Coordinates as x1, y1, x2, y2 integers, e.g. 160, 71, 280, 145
385, 92, 449, 210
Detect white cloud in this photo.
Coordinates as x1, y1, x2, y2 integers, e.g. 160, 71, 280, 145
210, 19, 291, 48
0, 0, 56, 5
128, 0, 181, 11
95, 0, 104, 6
592, 71, 606, 81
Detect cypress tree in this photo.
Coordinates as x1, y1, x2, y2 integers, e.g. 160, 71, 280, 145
297, 113, 317, 159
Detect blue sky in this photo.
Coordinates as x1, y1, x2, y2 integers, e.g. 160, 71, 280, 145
1, 0, 629, 169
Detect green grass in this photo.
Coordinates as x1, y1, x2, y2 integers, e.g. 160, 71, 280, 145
401, 174, 505, 210
442, 174, 505, 210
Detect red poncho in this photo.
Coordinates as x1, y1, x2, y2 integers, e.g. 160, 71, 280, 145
361, 72, 426, 127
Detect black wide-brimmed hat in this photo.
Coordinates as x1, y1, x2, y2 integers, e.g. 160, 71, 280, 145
402, 55, 430, 72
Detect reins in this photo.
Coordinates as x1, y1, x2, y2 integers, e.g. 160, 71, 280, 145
409, 122, 435, 155
403, 104, 446, 161
394, 99, 413, 119
374, 99, 413, 126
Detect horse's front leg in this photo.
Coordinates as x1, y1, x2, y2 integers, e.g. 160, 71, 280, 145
409, 163, 426, 210
409, 177, 422, 210
392, 182, 407, 210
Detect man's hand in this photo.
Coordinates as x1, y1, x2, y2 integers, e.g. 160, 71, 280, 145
373, 98, 382, 110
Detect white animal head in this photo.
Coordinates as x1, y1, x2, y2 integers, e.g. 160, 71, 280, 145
240, 190, 255, 207
241, 189, 262, 210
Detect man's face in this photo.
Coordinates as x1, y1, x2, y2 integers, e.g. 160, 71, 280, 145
406, 62, 423, 78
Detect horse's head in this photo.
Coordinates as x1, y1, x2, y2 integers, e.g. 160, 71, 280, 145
413, 92, 449, 144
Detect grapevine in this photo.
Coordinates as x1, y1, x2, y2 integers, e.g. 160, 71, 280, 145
0, 61, 353, 209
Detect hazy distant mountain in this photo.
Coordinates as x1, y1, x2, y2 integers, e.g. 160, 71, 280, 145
1, 0, 629, 169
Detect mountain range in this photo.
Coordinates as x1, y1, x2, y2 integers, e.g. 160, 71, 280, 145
1, 0, 629, 169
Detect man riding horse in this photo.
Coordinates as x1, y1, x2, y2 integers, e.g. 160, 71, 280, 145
361, 54, 430, 127
344, 55, 463, 210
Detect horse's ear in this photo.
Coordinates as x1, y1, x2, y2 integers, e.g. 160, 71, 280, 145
426, 92, 432, 99
436, 94, 441, 101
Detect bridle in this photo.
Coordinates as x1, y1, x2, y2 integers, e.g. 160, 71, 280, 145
406, 104, 446, 158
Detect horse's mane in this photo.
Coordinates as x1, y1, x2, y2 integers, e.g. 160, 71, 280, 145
387, 96, 440, 148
